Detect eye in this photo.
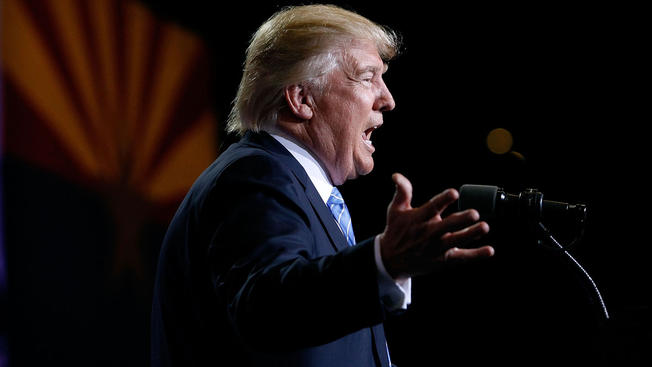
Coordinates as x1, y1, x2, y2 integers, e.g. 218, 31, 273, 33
360, 73, 374, 83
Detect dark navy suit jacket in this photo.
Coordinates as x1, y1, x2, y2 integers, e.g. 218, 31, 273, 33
151, 131, 391, 366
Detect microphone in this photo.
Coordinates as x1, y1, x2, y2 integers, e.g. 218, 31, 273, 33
458, 184, 587, 225
458, 185, 609, 321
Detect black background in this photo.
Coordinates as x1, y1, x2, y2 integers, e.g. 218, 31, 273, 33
5, 1, 649, 366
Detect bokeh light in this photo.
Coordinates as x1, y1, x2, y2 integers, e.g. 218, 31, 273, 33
487, 128, 513, 155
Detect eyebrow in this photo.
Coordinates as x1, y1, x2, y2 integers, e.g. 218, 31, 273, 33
358, 63, 388, 75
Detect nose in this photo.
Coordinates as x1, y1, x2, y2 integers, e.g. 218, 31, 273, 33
375, 78, 395, 112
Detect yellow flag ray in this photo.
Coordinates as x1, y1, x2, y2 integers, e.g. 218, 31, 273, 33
129, 24, 202, 187
88, 0, 120, 173
144, 109, 217, 202
123, 2, 155, 163
2, 0, 101, 178
46, 0, 119, 179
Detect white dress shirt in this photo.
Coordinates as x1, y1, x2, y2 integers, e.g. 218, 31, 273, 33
271, 133, 411, 311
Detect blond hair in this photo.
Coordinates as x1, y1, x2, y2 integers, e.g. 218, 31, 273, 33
226, 4, 400, 135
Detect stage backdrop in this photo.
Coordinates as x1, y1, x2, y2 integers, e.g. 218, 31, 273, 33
2, 0, 217, 364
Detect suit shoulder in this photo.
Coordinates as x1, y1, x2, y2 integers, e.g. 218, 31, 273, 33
186, 144, 304, 204
219, 149, 299, 189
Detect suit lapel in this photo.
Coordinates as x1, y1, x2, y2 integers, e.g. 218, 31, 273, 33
245, 132, 349, 252
372, 324, 390, 367
303, 185, 350, 252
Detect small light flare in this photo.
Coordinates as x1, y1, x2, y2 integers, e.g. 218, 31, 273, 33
487, 128, 513, 155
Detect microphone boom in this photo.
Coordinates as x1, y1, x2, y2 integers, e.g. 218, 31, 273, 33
458, 184, 587, 226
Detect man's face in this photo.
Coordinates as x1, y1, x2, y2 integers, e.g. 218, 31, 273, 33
306, 40, 395, 185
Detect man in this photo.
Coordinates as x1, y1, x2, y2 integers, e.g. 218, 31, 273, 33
151, 4, 494, 366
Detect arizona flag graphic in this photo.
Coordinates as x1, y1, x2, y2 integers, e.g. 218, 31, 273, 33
1, 0, 218, 364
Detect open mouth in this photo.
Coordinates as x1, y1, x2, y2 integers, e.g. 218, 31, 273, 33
362, 125, 379, 147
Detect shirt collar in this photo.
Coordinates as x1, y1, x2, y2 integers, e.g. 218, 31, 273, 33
270, 133, 334, 204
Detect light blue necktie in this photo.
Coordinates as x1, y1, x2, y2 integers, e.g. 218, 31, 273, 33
328, 187, 392, 366
326, 187, 356, 246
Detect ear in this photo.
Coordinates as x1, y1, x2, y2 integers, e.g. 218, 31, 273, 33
284, 84, 314, 120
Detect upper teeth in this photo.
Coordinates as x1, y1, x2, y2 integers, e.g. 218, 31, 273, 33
363, 126, 378, 142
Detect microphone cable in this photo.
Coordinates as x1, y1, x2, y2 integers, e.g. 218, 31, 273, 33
537, 221, 610, 322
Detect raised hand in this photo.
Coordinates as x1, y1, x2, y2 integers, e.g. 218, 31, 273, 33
379, 173, 494, 278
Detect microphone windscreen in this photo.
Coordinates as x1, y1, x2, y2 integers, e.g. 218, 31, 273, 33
458, 184, 499, 220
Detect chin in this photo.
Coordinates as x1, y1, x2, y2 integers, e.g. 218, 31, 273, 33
339, 157, 374, 184
355, 160, 375, 178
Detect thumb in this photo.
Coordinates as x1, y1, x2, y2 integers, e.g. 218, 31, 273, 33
390, 173, 413, 211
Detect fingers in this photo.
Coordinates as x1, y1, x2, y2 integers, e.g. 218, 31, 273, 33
416, 210, 489, 254
415, 188, 459, 221
439, 220, 490, 248
444, 245, 495, 263
390, 173, 413, 211
390, 175, 460, 221
416, 208, 481, 243
430, 208, 479, 231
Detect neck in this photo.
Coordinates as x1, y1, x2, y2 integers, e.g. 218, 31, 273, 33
266, 122, 337, 185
